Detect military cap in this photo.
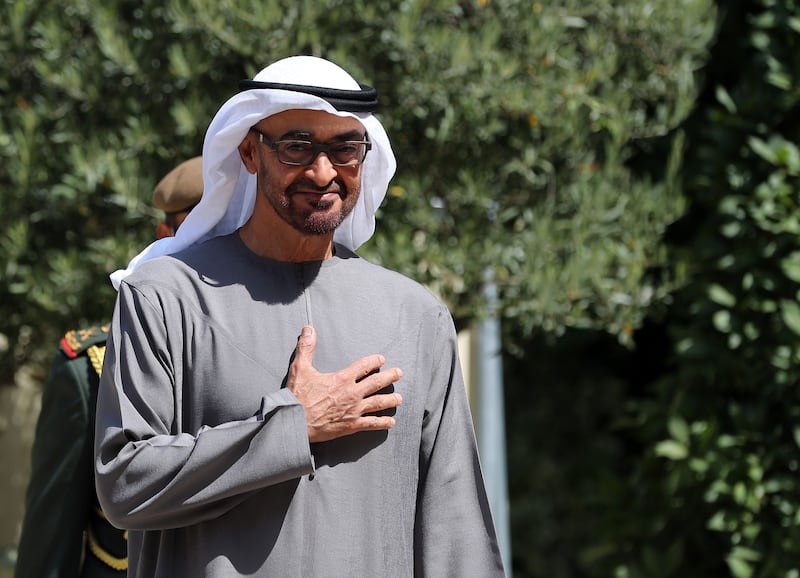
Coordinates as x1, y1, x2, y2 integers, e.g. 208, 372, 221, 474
152, 156, 204, 213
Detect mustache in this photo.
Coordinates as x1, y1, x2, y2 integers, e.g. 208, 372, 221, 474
287, 179, 346, 197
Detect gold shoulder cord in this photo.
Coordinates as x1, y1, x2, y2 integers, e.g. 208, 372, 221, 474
86, 345, 128, 571
87, 526, 128, 571
86, 344, 106, 377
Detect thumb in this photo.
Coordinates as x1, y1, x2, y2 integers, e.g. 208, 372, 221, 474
294, 325, 316, 368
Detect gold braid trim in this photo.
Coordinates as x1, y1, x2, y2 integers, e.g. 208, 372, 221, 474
93, 507, 129, 540
86, 342, 124, 571
86, 344, 106, 377
86, 526, 128, 571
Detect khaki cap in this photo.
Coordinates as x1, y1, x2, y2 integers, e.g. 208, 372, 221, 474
152, 156, 204, 213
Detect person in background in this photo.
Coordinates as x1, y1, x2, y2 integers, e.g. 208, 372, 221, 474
95, 55, 505, 577
14, 157, 203, 578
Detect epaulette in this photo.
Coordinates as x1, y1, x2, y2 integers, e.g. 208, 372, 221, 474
60, 324, 111, 360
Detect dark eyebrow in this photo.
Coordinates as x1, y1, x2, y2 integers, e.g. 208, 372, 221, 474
335, 129, 367, 141
278, 129, 366, 141
280, 130, 312, 140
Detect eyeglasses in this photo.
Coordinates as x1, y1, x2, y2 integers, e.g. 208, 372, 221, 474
249, 128, 371, 167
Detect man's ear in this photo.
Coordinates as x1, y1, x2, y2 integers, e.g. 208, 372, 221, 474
156, 221, 174, 240
238, 135, 259, 174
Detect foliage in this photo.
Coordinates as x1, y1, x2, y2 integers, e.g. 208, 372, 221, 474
0, 0, 713, 381
0, 1, 728, 577
563, 1, 800, 577
499, 1, 800, 577
366, 0, 715, 343
0, 0, 231, 376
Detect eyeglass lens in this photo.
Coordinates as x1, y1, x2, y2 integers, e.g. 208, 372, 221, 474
276, 141, 369, 166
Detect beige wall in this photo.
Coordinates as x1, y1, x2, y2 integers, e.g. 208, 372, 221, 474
0, 367, 41, 576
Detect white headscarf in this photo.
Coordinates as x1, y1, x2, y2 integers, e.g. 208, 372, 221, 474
110, 56, 396, 289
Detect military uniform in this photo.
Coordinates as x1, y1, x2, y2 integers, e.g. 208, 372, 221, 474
16, 325, 127, 578
14, 157, 204, 577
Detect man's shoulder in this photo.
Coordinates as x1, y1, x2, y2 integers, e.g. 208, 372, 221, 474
59, 323, 111, 360
345, 254, 444, 305
130, 234, 235, 280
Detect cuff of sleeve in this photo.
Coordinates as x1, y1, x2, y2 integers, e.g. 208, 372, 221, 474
257, 389, 315, 476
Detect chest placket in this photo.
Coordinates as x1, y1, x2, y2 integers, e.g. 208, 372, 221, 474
297, 263, 314, 327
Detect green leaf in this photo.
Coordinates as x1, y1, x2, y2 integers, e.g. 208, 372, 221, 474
726, 556, 753, 578
715, 85, 737, 114
668, 416, 690, 444
730, 546, 762, 562
726, 546, 761, 578
748, 136, 778, 165
713, 310, 731, 333
780, 252, 800, 283
781, 300, 800, 336
708, 284, 736, 307
655, 440, 688, 460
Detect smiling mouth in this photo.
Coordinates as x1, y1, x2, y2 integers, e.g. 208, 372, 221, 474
310, 197, 336, 210
295, 189, 342, 205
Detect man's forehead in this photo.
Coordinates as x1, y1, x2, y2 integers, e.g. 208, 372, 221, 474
256, 108, 365, 135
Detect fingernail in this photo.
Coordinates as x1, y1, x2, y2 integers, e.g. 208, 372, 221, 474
301, 326, 312, 337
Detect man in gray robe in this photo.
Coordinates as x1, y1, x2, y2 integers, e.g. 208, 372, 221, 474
95, 55, 506, 577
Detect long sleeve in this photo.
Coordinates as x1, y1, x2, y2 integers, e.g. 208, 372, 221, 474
16, 350, 94, 578
94, 280, 314, 531
414, 309, 506, 577
92, 238, 506, 577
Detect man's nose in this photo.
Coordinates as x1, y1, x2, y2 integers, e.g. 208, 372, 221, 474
305, 152, 338, 184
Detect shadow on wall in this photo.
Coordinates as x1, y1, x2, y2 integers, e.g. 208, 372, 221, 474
0, 366, 42, 575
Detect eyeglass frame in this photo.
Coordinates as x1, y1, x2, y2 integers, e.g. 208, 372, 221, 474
249, 128, 372, 167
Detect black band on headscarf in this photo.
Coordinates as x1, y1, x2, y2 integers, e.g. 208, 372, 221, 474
237, 80, 379, 112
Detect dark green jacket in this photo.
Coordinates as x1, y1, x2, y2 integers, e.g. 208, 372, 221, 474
15, 325, 127, 578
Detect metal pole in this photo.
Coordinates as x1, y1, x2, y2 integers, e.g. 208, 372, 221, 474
476, 271, 512, 575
